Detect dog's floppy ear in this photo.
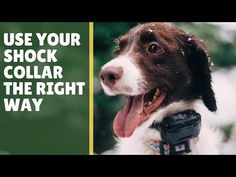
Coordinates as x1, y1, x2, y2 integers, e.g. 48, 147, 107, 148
183, 36, 217, 112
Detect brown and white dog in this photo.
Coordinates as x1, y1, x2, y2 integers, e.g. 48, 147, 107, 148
99, 23, 220, 154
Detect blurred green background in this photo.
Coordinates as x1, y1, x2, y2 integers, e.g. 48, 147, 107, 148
94, 22, 236, 154
0, 22, 89, 154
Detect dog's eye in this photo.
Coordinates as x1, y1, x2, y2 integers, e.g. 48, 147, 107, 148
148, 43, 161, 53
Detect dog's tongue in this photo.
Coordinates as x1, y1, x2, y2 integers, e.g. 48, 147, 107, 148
113, 95, 144, 138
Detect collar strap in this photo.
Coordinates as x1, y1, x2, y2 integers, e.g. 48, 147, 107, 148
144, 138, 191, 155
144, 138, 170, 155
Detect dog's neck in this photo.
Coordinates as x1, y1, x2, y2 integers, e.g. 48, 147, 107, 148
132, 100, 199, 154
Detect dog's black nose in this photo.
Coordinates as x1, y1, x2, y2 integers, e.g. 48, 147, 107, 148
100, 67, 123, 87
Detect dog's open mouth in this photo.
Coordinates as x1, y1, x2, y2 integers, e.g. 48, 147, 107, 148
113, 88, 167, 138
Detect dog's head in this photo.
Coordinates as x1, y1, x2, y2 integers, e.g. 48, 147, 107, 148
99, 23, 217, 138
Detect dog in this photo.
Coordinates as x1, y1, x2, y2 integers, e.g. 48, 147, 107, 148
99, 22, 220, 154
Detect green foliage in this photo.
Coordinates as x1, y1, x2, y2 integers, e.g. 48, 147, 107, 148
219, 124, 234, 142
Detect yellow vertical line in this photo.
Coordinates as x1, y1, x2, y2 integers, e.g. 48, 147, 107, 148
89, 22, 94, 155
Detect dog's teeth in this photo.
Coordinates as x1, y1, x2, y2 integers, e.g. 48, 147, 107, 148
148, 101, 152, 105
153, 96, 156, 101
155, 89, 160, 96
